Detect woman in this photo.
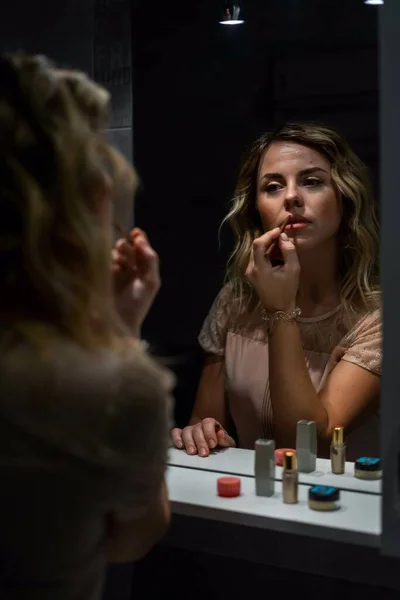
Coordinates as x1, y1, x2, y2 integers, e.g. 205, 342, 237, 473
172, 123, 381, 461
0, 53, 172, 599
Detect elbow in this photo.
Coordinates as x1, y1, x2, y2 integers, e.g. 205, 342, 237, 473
319, 419, 342, 443
316, 412, 333, 443
107, 516, 170, 564
107, 496, 171, 564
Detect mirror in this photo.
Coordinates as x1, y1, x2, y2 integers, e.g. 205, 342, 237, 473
133, 0, 381, 460
132, 0, 388, 596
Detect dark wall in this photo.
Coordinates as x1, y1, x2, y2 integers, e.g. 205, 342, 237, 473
94, 0, 134, 231
132, 0, 379, 348
1, 1, 94, 72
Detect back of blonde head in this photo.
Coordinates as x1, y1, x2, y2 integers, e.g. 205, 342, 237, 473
0, 53, 135, 349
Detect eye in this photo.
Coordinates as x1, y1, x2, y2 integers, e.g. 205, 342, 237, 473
304, 177, 323, 188
265, 183, 283, 194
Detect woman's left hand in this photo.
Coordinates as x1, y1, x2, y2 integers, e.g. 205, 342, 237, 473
112, 228, 161, 337
245, 229, 300, 312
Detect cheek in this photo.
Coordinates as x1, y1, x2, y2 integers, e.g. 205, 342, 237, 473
314, 192, 341, 231
257, 197, 279, 229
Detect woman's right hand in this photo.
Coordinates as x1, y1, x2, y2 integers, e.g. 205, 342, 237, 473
112, 228, 160, 338
171, 418, 236, 457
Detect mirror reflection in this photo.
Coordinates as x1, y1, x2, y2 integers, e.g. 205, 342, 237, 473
133, 0, 381, 468
171, 122, 381, 462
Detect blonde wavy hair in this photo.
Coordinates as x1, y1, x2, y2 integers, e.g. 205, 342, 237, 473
223, 122, 380, 318
0, 53, 136, 349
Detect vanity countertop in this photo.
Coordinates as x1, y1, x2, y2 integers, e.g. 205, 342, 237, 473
167, 464, 381, 547
167, 447, 382, 495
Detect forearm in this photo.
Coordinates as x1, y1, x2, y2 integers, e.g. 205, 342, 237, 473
189, 360, 230, 428
268, 321, 328, 446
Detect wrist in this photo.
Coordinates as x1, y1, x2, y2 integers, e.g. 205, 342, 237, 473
261, 306, 302, 334
120, 316, 142, 339
117, 310, 143, 338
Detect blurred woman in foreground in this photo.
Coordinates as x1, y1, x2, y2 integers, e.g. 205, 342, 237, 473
0, 53, 172, 600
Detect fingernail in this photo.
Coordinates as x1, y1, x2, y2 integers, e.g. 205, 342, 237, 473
188, 446, 196, 455
209, 439, 216, 449
176, 440, 183, 448
199, 448, 208, 457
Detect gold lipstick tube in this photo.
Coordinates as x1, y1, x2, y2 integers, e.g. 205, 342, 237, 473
330, 426, 346, 474
282, 451, 298, 504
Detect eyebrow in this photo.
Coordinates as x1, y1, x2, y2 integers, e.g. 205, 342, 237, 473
261, 167, 329, 181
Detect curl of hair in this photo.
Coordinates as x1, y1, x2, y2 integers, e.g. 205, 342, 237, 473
222, 122, 380, 320
0, 53, 136, 349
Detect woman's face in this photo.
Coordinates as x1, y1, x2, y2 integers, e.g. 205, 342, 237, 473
256, 141, 341, 251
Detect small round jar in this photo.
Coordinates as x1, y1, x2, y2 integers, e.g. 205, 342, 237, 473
217, 476, 241, 498
308, 485, 340, 511
354, 457, 382, 480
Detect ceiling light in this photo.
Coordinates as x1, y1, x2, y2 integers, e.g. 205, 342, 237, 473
364, 0, 384, 5
219, 2, 244, 25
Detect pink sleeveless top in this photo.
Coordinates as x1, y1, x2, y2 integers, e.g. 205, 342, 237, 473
199, 285, 381, 461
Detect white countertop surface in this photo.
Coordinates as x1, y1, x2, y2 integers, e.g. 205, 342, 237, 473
167, 447, 382, 495
167, 465, 381, 547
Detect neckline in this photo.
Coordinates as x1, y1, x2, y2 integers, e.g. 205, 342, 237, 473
298, 304, 342, 324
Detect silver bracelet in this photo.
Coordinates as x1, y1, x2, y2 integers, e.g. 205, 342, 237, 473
261, 307, 302, 334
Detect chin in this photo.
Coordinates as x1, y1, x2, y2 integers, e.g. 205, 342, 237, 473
295, 233, 337, 253
291, 236, 321, 252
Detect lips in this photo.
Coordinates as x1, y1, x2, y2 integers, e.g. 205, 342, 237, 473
282, 215, 311, 231
286, 215, 310, 225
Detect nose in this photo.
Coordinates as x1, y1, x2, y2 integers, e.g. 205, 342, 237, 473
284, 183, 304, 210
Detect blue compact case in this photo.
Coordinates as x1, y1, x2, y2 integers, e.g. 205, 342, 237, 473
355, 457, 381, 471
309, 485, 340, 502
